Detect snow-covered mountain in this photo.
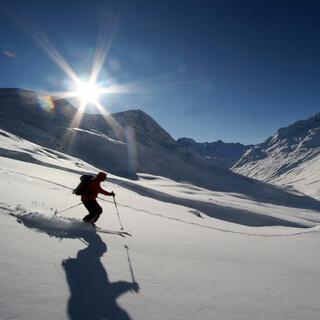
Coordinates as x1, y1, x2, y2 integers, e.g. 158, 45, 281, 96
1, 89, 320, 320
233, 113, 320, 199
177, 137, 251, 168
2, 87, 320, 206
3, 87, 315, 208
0, 88, 197, 179
1, 121, 320, 320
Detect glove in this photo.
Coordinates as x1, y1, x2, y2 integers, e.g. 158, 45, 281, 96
110, 191, 115, 197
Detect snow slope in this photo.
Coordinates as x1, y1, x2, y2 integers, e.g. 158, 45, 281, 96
233, 113, 320, 199
1, 129, 320, 320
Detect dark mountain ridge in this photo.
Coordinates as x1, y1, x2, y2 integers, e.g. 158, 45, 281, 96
177, 137, 251, 168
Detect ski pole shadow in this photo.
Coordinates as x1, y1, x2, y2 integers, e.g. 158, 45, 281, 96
62, 232, 139, 320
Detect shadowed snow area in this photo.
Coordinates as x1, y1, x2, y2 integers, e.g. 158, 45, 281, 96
111, 178, 312, 228
62, 232, 138, 320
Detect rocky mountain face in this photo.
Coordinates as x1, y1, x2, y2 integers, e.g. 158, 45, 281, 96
232, 113, 320, 199
177, 138, 251, 169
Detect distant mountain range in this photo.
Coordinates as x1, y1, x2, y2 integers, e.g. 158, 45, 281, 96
177, 138, 251, 169
1, 87, 320, 200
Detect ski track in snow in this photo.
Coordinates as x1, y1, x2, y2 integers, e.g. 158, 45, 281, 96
1, 200, 320, 239
0, 144, 320, 238
1, 166, 320, 238
7, 166, 320, 237
3, 165, 320, 229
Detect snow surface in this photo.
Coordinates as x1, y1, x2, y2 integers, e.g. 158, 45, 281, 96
1, 130, 320, 320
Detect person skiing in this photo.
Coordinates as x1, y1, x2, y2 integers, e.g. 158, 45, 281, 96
81, 172, 115, 225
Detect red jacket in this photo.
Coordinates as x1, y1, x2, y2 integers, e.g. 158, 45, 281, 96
81, 178, 112, 201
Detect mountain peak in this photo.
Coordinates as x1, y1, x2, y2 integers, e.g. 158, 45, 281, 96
313, 112, 320, 120
112, 109, 176, 147
274, 113, 320, 142
177, 137, 197, 145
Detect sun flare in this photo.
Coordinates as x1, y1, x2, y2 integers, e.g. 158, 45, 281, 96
74, 81, 102, 104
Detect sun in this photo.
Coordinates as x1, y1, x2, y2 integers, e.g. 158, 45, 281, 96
74, 81, 102, 104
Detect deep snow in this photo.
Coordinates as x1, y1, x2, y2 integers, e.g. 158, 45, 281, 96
1, 130, 320, 320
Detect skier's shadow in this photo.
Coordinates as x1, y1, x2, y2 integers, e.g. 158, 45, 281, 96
62, 232, 139, 320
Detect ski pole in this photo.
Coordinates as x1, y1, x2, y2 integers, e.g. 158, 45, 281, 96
124, 245, 136, 283
113, 195, 124, 230
54, 202, 82, 216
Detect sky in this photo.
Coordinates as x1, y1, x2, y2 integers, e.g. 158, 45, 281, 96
0, 0, 320, 144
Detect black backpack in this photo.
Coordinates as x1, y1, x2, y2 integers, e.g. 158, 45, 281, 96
73, 175, 94, 195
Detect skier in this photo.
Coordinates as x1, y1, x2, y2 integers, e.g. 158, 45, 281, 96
81, 171, 115, 225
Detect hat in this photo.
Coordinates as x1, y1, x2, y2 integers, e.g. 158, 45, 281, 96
97, 172, 107, 180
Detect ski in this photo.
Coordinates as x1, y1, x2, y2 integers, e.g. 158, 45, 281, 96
9, 212, 133, 237
82, 221, 132, 237
95, 226, 133, 237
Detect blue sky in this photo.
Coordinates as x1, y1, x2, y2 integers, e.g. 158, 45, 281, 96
1, 0, 320, 144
